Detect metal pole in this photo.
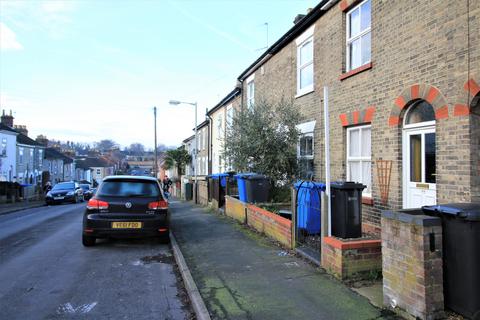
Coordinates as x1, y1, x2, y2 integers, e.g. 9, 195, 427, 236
323, 86, 331, 237
194, 102, 198, 203
154, 106, 158, 178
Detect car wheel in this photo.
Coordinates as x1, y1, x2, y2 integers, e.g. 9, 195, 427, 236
82, 234, 96, 247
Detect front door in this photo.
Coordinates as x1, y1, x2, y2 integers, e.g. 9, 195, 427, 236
403, 127, 436, 208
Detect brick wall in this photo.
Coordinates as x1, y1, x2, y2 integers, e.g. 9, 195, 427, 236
321, 236, 382, 280
246, 204, 293, 249
225, 195, 247, 223
240, 0, 480, 233
382, 209, 443, 320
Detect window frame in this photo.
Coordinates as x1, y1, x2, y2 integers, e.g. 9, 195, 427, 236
1, 138, 7, 157
346, 124, 372, 197
297, 132, 314, 160
246, 74, 255, 109
296, 25, 315, 96
346, 0, 371, 72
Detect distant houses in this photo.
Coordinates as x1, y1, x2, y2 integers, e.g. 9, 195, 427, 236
0, 109, 118, 190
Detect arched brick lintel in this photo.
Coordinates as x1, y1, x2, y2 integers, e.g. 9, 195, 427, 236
388, 84, 449, 127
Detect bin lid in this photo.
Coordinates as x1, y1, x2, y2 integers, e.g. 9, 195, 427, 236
422, 203, 480, 221
294, 181, 326, 191
246, 174, 269, 180
330, 181, 366, 190
234, 173, 256, 178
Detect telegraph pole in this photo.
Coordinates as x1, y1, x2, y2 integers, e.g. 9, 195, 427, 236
154, 106, 158, 178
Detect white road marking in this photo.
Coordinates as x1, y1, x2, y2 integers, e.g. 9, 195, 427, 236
57, 302, 98, 314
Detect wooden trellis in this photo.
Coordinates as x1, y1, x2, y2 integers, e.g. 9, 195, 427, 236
376, 160, 392, 205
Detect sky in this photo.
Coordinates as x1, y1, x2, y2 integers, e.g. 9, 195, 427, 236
0, 0, 318, 149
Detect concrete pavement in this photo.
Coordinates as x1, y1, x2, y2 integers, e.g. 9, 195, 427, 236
170, 200, 389, 320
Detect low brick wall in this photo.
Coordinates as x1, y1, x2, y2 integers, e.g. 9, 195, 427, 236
197, 181, 208, 206
246, 204, 293, 249
321, 236, 382, 280
225, 196, 247, 223
382, 210, 444, 320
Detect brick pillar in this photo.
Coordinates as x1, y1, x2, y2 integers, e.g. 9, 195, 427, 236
382, 209, 444, 320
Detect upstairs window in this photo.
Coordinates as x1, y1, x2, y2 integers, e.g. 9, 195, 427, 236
346, 0, 371, 71
246, 74, 255, 109
296, 25, 315, 96
1, 138, 6, 157
19, 147, 24, 163
226, 105, 234, 128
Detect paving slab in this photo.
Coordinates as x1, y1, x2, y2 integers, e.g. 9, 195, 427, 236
170, 201, 385, 320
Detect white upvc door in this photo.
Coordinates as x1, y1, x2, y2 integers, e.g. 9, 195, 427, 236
403, 126, 437, 208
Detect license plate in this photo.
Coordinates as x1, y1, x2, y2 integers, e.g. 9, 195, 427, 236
54, 197, 64, 200
111, 222, 142, 229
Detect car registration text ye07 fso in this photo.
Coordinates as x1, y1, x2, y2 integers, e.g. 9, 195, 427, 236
111, 222, 142, 229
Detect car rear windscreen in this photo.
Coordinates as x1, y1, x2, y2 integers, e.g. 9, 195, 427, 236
52, 182, 74, 190
97, 180, 161, 198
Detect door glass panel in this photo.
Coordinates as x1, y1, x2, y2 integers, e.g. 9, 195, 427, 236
410, 134, 421, 182
425, 133, 436, 183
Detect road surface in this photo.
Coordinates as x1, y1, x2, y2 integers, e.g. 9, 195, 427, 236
0, 203, 190, 320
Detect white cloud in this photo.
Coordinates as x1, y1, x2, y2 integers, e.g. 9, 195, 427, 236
0, 1, 76, 40
0, 22, 23, 51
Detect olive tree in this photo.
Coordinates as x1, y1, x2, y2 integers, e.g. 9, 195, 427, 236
223, 99, 301, 185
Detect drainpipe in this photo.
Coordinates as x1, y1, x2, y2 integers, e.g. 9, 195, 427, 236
207, 111, 213, 175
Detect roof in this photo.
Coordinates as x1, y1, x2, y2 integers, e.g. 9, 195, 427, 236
206, 87, 241, 116
195, 120, 209, 130
103, 175, 158, 182
237, 0, 330, 81
17, 132, 43, 147
182, 135, 195, 143
0, 123, 18, 134
75, 157, 112, 169
45, 148, 74, 164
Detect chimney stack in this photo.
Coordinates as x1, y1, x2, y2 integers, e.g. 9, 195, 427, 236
36, 135, 49, 147
1, 109, 14, 128
14, 125, 28, 136
293, 14, 306, 24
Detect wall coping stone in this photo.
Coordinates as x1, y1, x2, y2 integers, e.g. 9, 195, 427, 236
382, 210, 441, 227
323, 236, 381, 250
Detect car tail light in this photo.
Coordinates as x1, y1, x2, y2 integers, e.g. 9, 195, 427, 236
148, 200, 168, 210
86, 198, 109, 210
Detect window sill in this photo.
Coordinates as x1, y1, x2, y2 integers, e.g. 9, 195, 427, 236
295, 88, 314, 99
339, 62, 372, 81
362, 196, 374, 205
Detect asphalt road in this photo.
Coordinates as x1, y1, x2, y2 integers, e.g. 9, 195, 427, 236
0, 203, 190, 320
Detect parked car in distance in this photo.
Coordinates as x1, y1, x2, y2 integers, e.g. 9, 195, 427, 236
45, 182, 84, 205
82, 175, 169, 247
80, 184, 94, 200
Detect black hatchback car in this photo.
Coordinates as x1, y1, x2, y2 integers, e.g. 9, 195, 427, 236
82, 175, 169, 246
45, 182, 84, 205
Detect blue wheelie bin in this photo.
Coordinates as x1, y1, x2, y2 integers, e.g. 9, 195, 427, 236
294, 181, 326, 234
234, 173, 255, 202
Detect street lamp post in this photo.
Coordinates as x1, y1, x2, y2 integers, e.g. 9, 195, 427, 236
169, 100, 198, 202
153, 106, 158, 178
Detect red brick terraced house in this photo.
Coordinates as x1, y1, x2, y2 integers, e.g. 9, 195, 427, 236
235, 0, 479, 235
